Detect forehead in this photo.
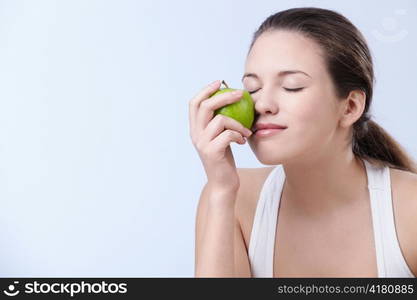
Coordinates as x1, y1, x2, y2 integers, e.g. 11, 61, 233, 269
244, 30, 326, 78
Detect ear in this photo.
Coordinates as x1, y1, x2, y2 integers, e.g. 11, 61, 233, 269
338, 89, 366, 128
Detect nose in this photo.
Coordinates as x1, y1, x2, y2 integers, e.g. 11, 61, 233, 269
253, 87, 279, 115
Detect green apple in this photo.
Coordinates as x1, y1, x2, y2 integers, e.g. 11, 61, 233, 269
211, 80, 255, 130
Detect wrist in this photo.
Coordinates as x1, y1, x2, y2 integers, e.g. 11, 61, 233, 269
206, 185, 238, 209
207, 183, 239, 196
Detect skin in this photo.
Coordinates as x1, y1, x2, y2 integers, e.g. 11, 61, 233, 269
238, 30, 417, 276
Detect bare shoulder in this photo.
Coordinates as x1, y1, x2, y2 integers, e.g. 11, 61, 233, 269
234, 167, 276, 248
389, 167, 417, 276
235, 167, 276, 208
390, 166, 417, 181
390, 167, 417, 204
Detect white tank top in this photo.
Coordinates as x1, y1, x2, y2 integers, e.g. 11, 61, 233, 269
248, 159, 415, 277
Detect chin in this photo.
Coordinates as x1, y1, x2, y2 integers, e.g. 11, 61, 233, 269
259, 157, 285, 165
249, 145, 289, 165
249, 139, 306, 166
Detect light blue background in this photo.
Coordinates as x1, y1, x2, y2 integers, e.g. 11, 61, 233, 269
0, 0, 416, 277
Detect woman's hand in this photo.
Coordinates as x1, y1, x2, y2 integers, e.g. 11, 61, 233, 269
189, 80, 253, 191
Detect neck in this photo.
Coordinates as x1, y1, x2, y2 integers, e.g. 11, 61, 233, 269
281, 150, 368, 216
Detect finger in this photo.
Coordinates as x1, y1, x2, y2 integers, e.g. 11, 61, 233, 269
211, 129, 246, 151
201, 114, 252, 145
196, 89, 244, 133
188, 80, 222, 128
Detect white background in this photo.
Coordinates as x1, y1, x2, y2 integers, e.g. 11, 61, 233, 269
0, 0, 416, 276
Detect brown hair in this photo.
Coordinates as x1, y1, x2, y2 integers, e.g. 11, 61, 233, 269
248, 7, 417, 173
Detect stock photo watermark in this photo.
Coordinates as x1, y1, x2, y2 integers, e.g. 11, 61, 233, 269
2, 280, 128, 297
372, 9, 408, 42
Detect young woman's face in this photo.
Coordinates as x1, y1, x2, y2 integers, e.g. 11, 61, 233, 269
244, 30, 344, 165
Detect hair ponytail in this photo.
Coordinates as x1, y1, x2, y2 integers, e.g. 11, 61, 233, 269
353, 119, 417, 173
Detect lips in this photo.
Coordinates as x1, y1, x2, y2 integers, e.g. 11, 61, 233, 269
253, 123, 287, 133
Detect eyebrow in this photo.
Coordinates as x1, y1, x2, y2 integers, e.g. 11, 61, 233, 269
241, 70, 311, 82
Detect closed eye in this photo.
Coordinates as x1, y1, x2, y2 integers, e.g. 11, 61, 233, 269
284, 87, 304, 92
248, 87, 304, 94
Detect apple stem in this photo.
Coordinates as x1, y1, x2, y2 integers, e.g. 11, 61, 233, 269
221, 80, 229, 89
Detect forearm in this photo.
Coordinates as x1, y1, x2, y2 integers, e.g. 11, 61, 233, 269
195, 189, 237, 277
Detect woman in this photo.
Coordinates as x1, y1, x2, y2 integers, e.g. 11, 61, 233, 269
189, 7, 417, 277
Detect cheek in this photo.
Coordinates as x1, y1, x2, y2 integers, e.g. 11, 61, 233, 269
290, 92, 336, 135
292, 101, 326, 126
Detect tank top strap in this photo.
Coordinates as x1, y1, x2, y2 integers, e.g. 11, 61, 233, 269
248, 165, 285, 277
363, 159, 415, 277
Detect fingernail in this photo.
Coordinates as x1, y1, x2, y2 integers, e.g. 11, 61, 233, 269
232, 90, 243, 96
245, 129, 252, 136
211, 80, 220, 86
